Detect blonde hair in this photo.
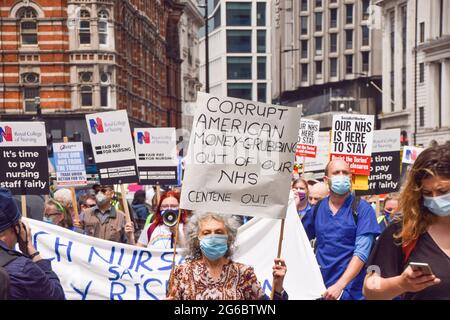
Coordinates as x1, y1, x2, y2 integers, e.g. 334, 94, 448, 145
397, 144, 450, 245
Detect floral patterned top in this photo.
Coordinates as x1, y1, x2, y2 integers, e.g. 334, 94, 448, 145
172, 259, 266, 300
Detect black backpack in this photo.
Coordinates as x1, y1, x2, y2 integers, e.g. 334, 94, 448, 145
312, 196, 361, 226
0, 247, 18, 268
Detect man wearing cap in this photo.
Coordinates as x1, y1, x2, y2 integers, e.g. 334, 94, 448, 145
79, 185, 135, 244
0, 188, 65, 300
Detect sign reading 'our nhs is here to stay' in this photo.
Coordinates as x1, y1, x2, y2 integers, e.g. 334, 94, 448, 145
85, 110, 138, 185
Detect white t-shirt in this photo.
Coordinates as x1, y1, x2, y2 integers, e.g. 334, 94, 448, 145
138, 223, 186, 249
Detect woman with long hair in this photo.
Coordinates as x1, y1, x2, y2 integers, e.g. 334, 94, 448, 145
363, 143, 450, 300
136, 190, 189, 249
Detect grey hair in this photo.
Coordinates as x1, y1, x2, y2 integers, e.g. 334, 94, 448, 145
186, 211, 241, 261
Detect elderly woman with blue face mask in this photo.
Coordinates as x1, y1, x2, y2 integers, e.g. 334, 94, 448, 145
167, 212, 288, 300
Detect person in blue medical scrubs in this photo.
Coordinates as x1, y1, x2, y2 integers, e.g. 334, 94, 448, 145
302, 159, 380, 300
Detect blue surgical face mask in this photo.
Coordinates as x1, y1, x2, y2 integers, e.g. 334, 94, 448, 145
330, 175, 351, 195
423, 193, 450, 217
43, 216, 54, 224
199, 234, 228, 261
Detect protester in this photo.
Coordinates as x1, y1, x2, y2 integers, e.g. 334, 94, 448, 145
363, 143, 450, 300
54, 188, 76, 221
0, 188, 65, 300
131, 190, 154, 231
292, 178, 311, 219
302, 159, 380, 300
78, 194, 97, 214
43, 198, 84, 233
136, 190, 188, 249
308, 182, 329, 206
79, 185, 135, 244
167, 211, 288, 300
377, 193, 400, 232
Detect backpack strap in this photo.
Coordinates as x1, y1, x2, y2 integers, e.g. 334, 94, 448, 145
351, 196, 361, 225
402, 239, 418, 265
146, 222, 158, 243
0, 248, 18, 268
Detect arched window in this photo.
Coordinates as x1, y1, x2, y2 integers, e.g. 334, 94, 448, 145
100, 73, 110, 107
79, 10, 91, 45
18, 8, 38, 45
21, 72, 40, 112
98, 10, 109, 45
79, 71, 93, 106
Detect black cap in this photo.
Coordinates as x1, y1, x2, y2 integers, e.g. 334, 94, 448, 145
0, 188, 21, 233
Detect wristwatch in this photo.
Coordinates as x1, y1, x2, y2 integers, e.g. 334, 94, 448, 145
29, 251, 40, 260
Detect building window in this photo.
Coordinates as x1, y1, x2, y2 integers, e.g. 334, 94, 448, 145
419, 106, 424, 127
226, 3, 251, 26
23, 87, 40, 112
301, 40, 308, 58
345, 55, 353, 74
362, 25, 369, 46
227, 57, 252, 79
301, 0, 308, 12
228, 83, 252, 100
257, 57, 266, 80
346, 4, 353, 24
390, 71, 394, 112
79, 10, 91, 45
345, 30, 353, 49
227, 30, 251, 53
362, 0, 370, 20
100, 73, 110, 107
316, 61, 322, 79
330, 8, 337, 28
301, 63, 308, 82
362, 52, 369, 72
330, 33, 337, 52
419, 22, 425, 43
402, 67, 406, 109
301, 16, 308, 35
98, 10, 109, 45
315, 12, 322, 32
315, 36, 322, 55
419, 63, 424, 82
79, 71, 93, 107
257, 2, 266, 26
330, 58, 337, 77
257, 83, 266, 102
18, 8, 38, 45
257, 30, 266, 53
315, 0, 322, 9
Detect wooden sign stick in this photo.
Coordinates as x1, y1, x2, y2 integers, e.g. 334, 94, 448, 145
270, 218, 286, 300
120, 184, 135, 244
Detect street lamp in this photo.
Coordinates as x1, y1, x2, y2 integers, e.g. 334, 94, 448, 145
198, 2, 211, 93
279, 47, 300, 105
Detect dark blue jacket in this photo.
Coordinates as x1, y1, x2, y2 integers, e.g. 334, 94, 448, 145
0, 240, 65, 300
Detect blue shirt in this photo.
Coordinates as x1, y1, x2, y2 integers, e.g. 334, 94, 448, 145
0, 240, 65, 300
298, 203, 312, 220
302, 194, 380, 300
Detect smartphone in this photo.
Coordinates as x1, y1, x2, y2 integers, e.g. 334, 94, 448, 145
409, 262, 434, 275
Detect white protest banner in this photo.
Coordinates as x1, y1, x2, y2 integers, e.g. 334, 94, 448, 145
356, 129, 401, 196
402, 146, 424, 164
0, 122, 49, 194
25, 195, 324, 299
134, 128, 178, 185
85, 110, 138, 184
53, 142, 87, 187
296, 119, 320, 158
302, 131, 330, 173
331, 114, 374, 175
180, 92, 301, 219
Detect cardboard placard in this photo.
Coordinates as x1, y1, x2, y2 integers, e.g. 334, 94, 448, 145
296, 119, 320, 158
85, 110, 138, 185
302, 131, 330, 174
0, 122, 49, 195
53, 142, 87, 187
180, 93, 301, 219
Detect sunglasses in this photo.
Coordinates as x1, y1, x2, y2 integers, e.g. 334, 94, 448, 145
96, 188, 112, 194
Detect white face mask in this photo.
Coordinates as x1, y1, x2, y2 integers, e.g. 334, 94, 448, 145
95, 192, 108, 206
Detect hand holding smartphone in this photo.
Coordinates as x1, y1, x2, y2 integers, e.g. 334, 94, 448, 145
408, 262, 434, 276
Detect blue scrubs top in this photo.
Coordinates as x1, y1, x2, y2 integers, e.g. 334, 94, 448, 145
302, 194, 380, 300
298, 203, 311, 220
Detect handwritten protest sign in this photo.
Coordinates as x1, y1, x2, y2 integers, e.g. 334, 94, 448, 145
85, 110, 138, 184
296, 119, 320, 158
180, 92, 301, 219
0, 122, 49, 194
53, 142, 87, 187
25, 194, 324, 300
302, 131, 330, 174
134, 128, 178, 185
331, 114, 374, 175
356, 129, 401, 196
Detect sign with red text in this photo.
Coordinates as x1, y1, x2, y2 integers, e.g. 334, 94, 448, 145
53, 142, 87, 187
296, 119, 320, 158
331, 114, 374, 175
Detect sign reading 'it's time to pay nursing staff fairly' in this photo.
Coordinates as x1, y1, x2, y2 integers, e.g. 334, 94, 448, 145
0, 122, 50, 195
330, 114, 374, 176
85, 110, 139, 185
